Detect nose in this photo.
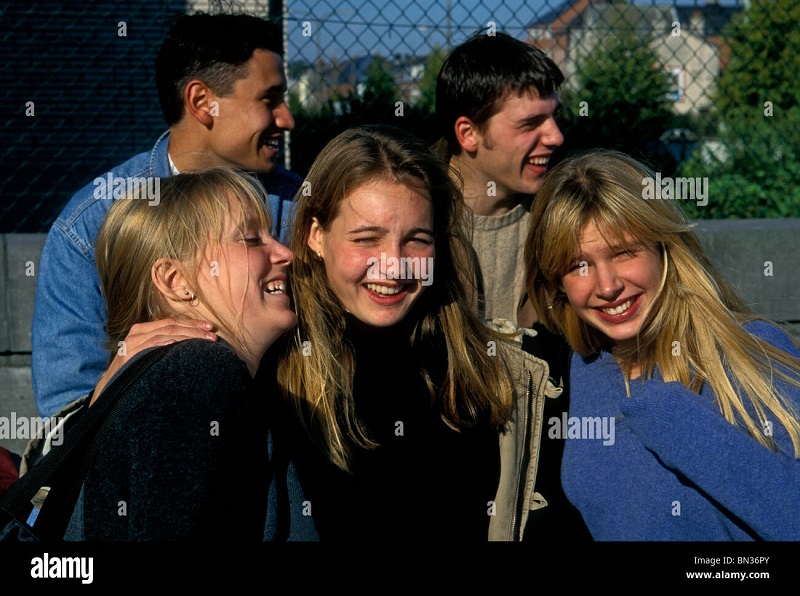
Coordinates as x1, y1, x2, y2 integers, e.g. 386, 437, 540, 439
271, 239, 293, 265
543, 117, 564, 149
275, 102, 295, 132
377, 241, 411, 280
594, 262, 623, 301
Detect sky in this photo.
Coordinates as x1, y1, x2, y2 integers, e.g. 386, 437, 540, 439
282, 0, 744, 65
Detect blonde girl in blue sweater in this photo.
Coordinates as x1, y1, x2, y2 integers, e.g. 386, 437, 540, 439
525, 150, 800, 540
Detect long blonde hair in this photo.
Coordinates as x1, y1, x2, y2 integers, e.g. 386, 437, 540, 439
95, 168, 273, 362
525, 149, 800, 456
277, 125, 512, 471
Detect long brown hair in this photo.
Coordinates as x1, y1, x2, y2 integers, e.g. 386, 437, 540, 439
277, 125, 512, 471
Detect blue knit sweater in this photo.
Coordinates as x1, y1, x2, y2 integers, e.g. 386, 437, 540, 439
562, 321, 800, 541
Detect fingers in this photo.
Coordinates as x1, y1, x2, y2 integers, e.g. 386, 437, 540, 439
127, 317, 217, 337
123, 317, 217, 349
91, 318, 219, 404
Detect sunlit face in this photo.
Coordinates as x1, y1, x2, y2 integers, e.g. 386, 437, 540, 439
472, 90, 563, 197
560, 220, 663, 350
196, 199, 296, 360
308, 179, 436, 328
205, 49, 295, 173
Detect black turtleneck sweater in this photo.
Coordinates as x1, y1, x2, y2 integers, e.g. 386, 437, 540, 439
275, 320, 500, 542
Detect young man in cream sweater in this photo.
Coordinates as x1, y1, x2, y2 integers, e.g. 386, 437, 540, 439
435, 31, 565, 327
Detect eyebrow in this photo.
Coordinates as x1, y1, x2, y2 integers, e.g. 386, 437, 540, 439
239, 215, 269, 231
259, 83, 287, 98
517, 113, 552, 127
347, 225, 435, 236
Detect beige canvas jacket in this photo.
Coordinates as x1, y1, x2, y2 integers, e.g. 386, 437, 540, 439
486, 318, 564, 541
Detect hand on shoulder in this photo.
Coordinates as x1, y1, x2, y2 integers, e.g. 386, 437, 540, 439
90, 317, 218, 405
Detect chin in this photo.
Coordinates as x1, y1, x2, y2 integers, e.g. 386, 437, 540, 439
524, 182, 544, 195
362, 316, 403, 328
249, 163, 274, 174
353, 309, 409, 328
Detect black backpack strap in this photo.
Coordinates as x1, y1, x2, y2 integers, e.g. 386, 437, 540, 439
0, 345, 170, 539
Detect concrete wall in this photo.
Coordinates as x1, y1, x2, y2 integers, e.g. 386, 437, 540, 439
1, 235, 41, 457
2, 221, 800, 455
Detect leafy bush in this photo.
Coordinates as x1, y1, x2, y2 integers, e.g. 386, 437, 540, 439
677, 0, 800, 219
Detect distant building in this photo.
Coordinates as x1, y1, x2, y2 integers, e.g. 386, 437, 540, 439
289, 54, 427, 111
526, 0, 742, 116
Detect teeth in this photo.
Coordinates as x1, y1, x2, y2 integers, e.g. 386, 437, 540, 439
264, 281, 286, 294
528, 156, 549, 166
263, 138, 280, 149
602, 299, 632, 315
366, 283, 402, 295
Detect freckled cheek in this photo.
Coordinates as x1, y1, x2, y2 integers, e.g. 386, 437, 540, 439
562, 278, 593, 309
248, 250, 272, 274
643, 262, 663, 290
325, 252, 372, 289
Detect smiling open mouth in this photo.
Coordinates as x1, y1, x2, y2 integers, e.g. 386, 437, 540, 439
261, 136, 280, 150
602, 299, 633, 316
365, 283, 404, 295
527, 156, 549, 166
262, 281, 286, 294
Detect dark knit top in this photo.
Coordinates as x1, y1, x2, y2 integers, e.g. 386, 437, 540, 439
64, 339, 271, 541
274, 321, 501, 542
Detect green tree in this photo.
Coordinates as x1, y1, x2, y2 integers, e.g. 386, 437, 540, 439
714, 0, 800, 123
362, 55, 398, 106
558, 24, 673, 163
287, 53, 438, 178
415, 46, 447, 115
678, 0, 800, 219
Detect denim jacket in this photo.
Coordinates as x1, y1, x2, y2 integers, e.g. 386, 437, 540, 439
32, 131, 302, 417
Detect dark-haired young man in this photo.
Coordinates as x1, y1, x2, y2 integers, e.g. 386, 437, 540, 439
435, 31, 564, 327
32, 13, 299, 418
436, 32, 592, 544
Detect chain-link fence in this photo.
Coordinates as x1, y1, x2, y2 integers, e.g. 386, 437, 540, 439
2, 1, 188, 233
281, 0, 755, 186
4, 0, 794, 232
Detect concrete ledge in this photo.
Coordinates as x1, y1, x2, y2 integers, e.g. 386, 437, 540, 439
694, 219, 800, 323
0, 356, 37, 456
1, 220, 800, 455
1, 234, 43, 354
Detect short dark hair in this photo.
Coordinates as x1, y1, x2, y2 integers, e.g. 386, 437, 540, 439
155, 13, 283, 125
435, 30, 564, 155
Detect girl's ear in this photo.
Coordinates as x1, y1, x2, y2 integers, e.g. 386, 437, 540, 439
307, 217, 324, 258
152, 258, 194, 306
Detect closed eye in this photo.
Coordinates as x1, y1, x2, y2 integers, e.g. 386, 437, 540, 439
613, 246, 643, 259
262, 91, 287, 106
408, 237, 434, 246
